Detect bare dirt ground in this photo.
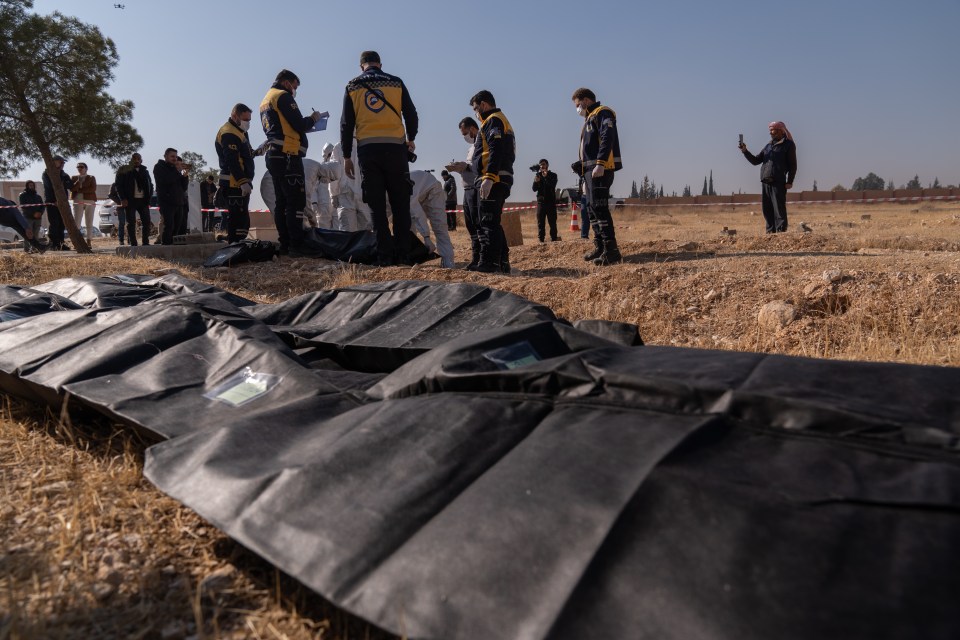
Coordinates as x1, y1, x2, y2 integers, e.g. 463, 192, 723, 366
2, 201, 959, 638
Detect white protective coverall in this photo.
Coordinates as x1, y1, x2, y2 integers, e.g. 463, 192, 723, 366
260, 158, 326, 228
398, 170, 455, 268
314, 143, 342, 229
332, 142, 372, 232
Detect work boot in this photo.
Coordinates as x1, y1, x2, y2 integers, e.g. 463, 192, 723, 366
583, 237, 604, 261
594, 240, 622, 266
463, 235, 481, 270
473, 261, 500, 273
500, 261, 511, 274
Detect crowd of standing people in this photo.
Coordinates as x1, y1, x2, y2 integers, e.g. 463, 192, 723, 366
8, 47, 799, 265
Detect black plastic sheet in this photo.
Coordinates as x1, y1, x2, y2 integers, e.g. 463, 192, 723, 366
1, 274, 958, 640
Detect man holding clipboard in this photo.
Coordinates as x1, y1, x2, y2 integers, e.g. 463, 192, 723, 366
260, 69, 326, 256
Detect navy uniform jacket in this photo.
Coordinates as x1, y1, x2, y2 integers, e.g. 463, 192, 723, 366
215, 119, 255, 188
580, 103, 622, 172
260, 82, 313, 156
471, 108, 516, 189
340, 67, 418, 159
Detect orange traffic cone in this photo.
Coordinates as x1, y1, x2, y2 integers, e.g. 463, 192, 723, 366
570, 204, 580, 232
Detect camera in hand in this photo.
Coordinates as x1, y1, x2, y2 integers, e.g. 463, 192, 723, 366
529, 164, 540, 172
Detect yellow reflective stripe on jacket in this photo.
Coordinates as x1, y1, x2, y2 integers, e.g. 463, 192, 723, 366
480, 111, 514, 183
216, 121, 249, 188
582, 105, 620, 170
349, 82, 405, 146
260, 88, 301, 155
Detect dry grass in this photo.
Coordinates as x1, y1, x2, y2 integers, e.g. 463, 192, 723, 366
2, 201, 959, 638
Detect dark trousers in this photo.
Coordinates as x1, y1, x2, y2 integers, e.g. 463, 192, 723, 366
266, 152, 307, 249
477, 182, 510, 267
116, 206, 127, 243
445, 201, 457, 230
46, 204, 65, 247
226, 192, 250, 243
761, 182, 788, 233
536, 201, 559, 241
579, 195, 591, 239
357, 144, 411, 262
159, 203, 180, 245
177, 203, 189, 235
585, 171, 616, 243
463, 189, 477, 238
126, 198, 151, 246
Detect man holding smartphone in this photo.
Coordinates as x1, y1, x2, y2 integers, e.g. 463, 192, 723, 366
739, 122, 797, 233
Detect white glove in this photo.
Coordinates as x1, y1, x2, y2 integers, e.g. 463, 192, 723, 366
240, 183, 252, 197
480, 178, 494, 199
591, 165, 605, 178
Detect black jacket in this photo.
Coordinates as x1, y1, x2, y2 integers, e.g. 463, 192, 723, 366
116, 164, 154, 202
42, 168, 71, 203
580, 102, 623, 172
153, 160, 187, 206
471, 108, 516, 189
443, 174, 457, 205
532, 170, 557, 204
743, 138, 797, 186
18, 188, 45, 218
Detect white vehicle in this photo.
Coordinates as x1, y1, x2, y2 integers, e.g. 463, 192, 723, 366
97, 200, 118, 234
0, 227, 24, 243
97, 200, 160, 236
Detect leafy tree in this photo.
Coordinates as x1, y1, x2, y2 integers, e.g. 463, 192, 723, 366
701, 177, 708, 196
886, 180, 895, 190
0, 0, 142, 252
931, 177, 941, 189
830, 184, 846, 192
658, 185, 664, 198
682, 185, 691, 197
906, 175, 921, 189
630, 180, 639, 198
851, 172, 885, 191
180, 150, 214, 183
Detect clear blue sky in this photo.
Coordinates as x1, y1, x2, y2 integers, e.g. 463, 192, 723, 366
17, 0, 960, 205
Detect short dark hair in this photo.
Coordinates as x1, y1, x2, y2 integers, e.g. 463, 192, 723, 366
539, 159, 548, 166
164, 148, 177, 156
469, 90, 496, 109
360, 50, 380, 65
440, 170, 449, 177
571, 87, 596, 102
233, 103, 252, 115
458, 116, 479, 130
275, 69, 300, 85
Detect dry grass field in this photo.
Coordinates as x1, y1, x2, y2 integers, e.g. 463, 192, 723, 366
2, 200, 959, 638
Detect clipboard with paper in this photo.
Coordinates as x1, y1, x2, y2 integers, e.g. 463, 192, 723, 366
308, 110, 329, 133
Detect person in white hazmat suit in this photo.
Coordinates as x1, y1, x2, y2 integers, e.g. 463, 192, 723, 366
260, 157, 321, 229
314, 143, 342, 229
332, 142, 372, 232
391, 170, 454, 268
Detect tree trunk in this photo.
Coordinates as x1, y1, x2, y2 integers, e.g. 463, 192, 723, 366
40, 155, 91, 254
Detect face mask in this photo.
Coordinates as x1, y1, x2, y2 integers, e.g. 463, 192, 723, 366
576, 105, 586, 117
291, 87, 297, 99
239, 119, 250, 132
463, 134, 476, 144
